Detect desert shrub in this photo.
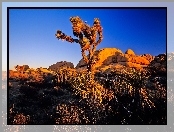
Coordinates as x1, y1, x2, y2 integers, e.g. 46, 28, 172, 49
51, 88, 65, 96
13, 113, 30, 124
19, 85, 39, 99
9, 63, 166, 124
38, 94, 53, 108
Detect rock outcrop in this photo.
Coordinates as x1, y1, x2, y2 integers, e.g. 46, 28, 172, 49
76, 48, 123, 69
148, 53, 166, 76
76, 48, 155, 71
49, 61, 74, 72
125, 49, 135, 55
15, 65, 30, 72
149, 54, 166, 68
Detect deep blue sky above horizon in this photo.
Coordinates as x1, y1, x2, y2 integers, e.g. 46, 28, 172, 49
9, 8, 166, 70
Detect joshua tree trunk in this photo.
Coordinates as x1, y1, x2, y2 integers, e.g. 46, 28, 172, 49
87, 47, 95, 80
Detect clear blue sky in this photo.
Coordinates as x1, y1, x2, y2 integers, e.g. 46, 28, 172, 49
9, 8, 166, 70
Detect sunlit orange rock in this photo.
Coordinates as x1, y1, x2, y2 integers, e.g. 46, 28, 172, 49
118, 62, 142, 69
125, 49, 135, 55
76, 48, 152, 71
76, 48, 123, 69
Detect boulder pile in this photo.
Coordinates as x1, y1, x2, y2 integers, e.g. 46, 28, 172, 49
48, 61, 74, 72
76, 48, 157, 71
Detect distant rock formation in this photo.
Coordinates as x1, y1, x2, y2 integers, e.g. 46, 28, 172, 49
48, 61, 74, 72
15, 65, 30, 72
35, 67, 51, 73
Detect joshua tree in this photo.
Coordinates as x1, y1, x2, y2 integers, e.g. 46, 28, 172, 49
55, 16, 103, 79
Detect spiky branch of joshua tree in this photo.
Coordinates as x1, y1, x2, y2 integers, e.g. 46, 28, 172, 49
55, 16, 103, 79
